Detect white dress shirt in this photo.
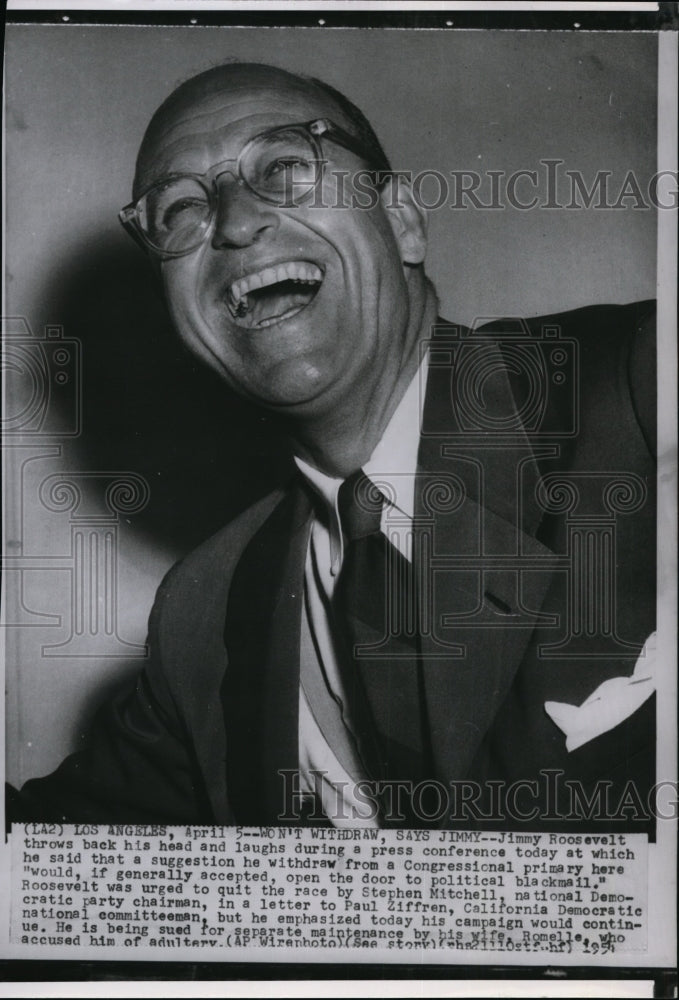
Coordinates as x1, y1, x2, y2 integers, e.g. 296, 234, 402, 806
294, 353, 428, 827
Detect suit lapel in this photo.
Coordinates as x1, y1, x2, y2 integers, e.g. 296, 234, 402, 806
222, 479, 312, 824
351, 607, 429, 787
416, 322, 559, 783
222, 321, 561, 812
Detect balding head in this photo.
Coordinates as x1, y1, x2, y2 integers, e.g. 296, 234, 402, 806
125, 59, 429, 446
134, 62, 390, 198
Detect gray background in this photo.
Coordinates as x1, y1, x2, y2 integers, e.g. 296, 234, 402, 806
4, 25, 658, 784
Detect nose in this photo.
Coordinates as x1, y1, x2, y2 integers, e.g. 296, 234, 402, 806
211, 173, 279, 249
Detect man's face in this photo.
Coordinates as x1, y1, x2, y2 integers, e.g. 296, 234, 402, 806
136, 68, 426, 416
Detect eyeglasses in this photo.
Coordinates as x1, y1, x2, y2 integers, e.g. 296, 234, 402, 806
119, 118, 383, 258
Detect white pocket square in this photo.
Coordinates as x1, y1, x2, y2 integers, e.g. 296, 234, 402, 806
544, 632, 656, 752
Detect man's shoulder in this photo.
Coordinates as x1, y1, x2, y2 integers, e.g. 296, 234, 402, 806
143, 485, 290, 719
428, 299, 656, 467
468, 299, 655, 454
468, 298, 655, 342
153, 487, 287, 618
434, 298, 655, 380
531, 299, 656, 456
524, 298, 656, 370
525, 297, 655, 330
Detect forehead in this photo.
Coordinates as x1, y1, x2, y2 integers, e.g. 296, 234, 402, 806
135, 77, 342, 189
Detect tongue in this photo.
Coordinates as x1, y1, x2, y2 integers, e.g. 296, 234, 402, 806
248, 279, 318, 326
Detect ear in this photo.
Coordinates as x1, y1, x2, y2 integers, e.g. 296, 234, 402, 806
380, 173, 428, 266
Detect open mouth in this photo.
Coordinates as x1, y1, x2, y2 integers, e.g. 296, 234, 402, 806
225, 261, 324, 329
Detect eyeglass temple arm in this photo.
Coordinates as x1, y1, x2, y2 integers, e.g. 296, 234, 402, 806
119, 206, 154, 256
310, 118, 389, 175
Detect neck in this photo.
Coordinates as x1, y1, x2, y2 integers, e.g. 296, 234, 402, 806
287, 278, 438, 479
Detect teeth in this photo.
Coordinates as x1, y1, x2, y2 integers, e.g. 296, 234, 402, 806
227, 261, 323, 313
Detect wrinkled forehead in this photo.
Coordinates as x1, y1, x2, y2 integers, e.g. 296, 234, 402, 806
134, 75, 345, 194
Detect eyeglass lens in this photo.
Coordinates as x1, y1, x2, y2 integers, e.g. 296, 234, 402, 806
137, 128, 321, 254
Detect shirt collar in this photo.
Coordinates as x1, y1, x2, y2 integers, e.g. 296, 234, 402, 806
362, 349, 427, 520
295, 348, 429, 522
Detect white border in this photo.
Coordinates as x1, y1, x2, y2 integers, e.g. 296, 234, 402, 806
1, 4, 676, 992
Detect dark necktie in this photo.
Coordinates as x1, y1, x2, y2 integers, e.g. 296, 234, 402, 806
334, 470, 426, 796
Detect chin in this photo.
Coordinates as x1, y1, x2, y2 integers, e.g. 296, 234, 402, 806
176, 304, 350, 409
247, 361, 334, 412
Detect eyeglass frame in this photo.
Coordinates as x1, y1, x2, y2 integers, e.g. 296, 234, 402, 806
118, 117, 389, 259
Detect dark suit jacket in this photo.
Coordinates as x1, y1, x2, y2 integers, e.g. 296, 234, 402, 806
9, 300, 657, 831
